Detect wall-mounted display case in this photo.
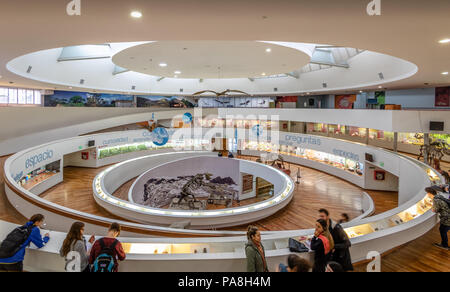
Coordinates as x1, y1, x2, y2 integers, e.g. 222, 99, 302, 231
97, 139, 211, 159
242, 141, 364, 176
20, 160, 61, 190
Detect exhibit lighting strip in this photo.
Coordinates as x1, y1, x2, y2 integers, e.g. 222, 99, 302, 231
94, 152, 294, 217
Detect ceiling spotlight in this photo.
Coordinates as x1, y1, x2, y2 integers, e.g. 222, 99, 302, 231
378, 86, 383, 88
439, 38, 450, 44
174, 71, 181, 74
131, 11, 142, 18
261, 72, 266, 76
442, 72, 449, 75
266, 48, 272, 53
159, 63, 168, 67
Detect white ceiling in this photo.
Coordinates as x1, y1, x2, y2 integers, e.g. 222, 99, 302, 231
0, 0, 448, 94
112, 41, 311, 79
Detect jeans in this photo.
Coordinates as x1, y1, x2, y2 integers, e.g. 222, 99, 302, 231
440, 224, 450, 248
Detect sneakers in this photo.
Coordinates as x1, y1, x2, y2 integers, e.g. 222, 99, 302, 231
433, 243, 450, 250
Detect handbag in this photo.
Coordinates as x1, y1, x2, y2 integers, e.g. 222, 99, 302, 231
288, 238, 309, 253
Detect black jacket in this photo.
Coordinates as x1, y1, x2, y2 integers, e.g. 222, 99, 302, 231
310, 236, 331, 272
328, 219, 353, 271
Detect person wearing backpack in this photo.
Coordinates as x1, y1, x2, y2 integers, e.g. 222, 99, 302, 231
428, 187, 450, 250
0, 214, 50, 272
89, 223, 126, 272
59, 222, 96, 272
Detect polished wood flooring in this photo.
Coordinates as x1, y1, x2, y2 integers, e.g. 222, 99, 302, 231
0, 154, 448, 271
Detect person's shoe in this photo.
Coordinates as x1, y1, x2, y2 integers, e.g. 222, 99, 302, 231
433, 243, 450, 250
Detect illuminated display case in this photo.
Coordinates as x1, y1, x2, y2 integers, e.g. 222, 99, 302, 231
398, 133, 423, 145
242, 141, 364, 176
97, 139, 211, 159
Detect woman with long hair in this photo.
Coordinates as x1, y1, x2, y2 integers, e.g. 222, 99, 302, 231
59, 222, 95, 272
310, 219, 334, 272
245, 225, 269, 272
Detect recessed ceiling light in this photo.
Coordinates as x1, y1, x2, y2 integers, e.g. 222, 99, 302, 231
442, 72, 449, 75
261, 72, 266, 76
439, 38, 450, 44
359, 90, 364, 93
131, 11, 142, 18
174, 71, 181, 74
159, 63, 168, 67
378, 86, 383, 88
266, 48, 272, 53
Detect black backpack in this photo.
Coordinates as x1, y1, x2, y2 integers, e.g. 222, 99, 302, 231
0, 224, 34, 259
92, 239, 118, 272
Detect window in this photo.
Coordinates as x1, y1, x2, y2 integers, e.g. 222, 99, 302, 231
0, 87, 42, 106
26, 90, 34, 104
34, 90, 41, 104
8, 88, 17, 103
18, 89, 26, 104
0, 88, 7, 103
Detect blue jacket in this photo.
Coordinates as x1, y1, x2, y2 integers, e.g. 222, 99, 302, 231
0, 222, 50, 264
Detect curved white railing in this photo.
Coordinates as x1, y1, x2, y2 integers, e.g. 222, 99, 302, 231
2, 129, 445, 271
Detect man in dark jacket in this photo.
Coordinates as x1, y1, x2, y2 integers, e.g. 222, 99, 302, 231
318, 209, 353, 271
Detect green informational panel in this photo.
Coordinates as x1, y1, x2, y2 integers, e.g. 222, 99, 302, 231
375, 91, 386, 105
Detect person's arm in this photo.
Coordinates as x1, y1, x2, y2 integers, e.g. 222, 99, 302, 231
310, 237, 323, 253
333, 225, 351, 250
115, 242, 126, 261
29, 227, 49, 249
432, 198, 441, 214
245, 246, 256, 272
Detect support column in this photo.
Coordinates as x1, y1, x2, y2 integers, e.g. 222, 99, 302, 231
365, 128, 369, 145
393, 132, 398, 152
424, 133, 430, 165
287, 121, 292, 132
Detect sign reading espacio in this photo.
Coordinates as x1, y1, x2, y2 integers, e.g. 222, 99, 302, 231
25, 149, 54, 169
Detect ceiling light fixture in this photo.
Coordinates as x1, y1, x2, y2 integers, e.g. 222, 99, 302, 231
174, 71, 181, 74
131, 11, 142, 18
438, 38, 450, 44
159, 63, 168, 67
266, 48, 272, 53
442, 72, 449, 75
261, 72, 266, 76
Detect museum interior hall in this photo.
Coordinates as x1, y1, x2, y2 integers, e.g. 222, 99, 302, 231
0, 0, 449, 274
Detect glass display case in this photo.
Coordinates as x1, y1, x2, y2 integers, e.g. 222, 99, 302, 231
343, 193, 434, 238
242, 141, 364, 176
97, 139, 211, 159
398, 132, 423, 145
20, 160, 61, 190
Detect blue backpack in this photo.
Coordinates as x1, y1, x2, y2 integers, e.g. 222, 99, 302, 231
92, 238, 118, 272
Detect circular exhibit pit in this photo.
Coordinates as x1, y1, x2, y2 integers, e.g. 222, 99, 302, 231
93, 153, 294, 229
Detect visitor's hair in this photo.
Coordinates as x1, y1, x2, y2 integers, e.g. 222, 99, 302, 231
247, 225, 259, 240
288, 254, 311, 272
316, 219, 335, 251
61, 222, 85, 257
425, 187, 437, 196
327, 261, 345, 272
109, 222, 121, 235
29, 214, 45, 224
318, 208, 329, 216
341, 213, 350, 222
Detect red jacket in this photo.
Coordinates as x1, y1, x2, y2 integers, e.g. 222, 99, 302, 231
89, 237, 126, 272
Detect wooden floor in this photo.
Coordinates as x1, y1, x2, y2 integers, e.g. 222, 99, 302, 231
110, 155, 385, 231
0, 154, 448, 271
